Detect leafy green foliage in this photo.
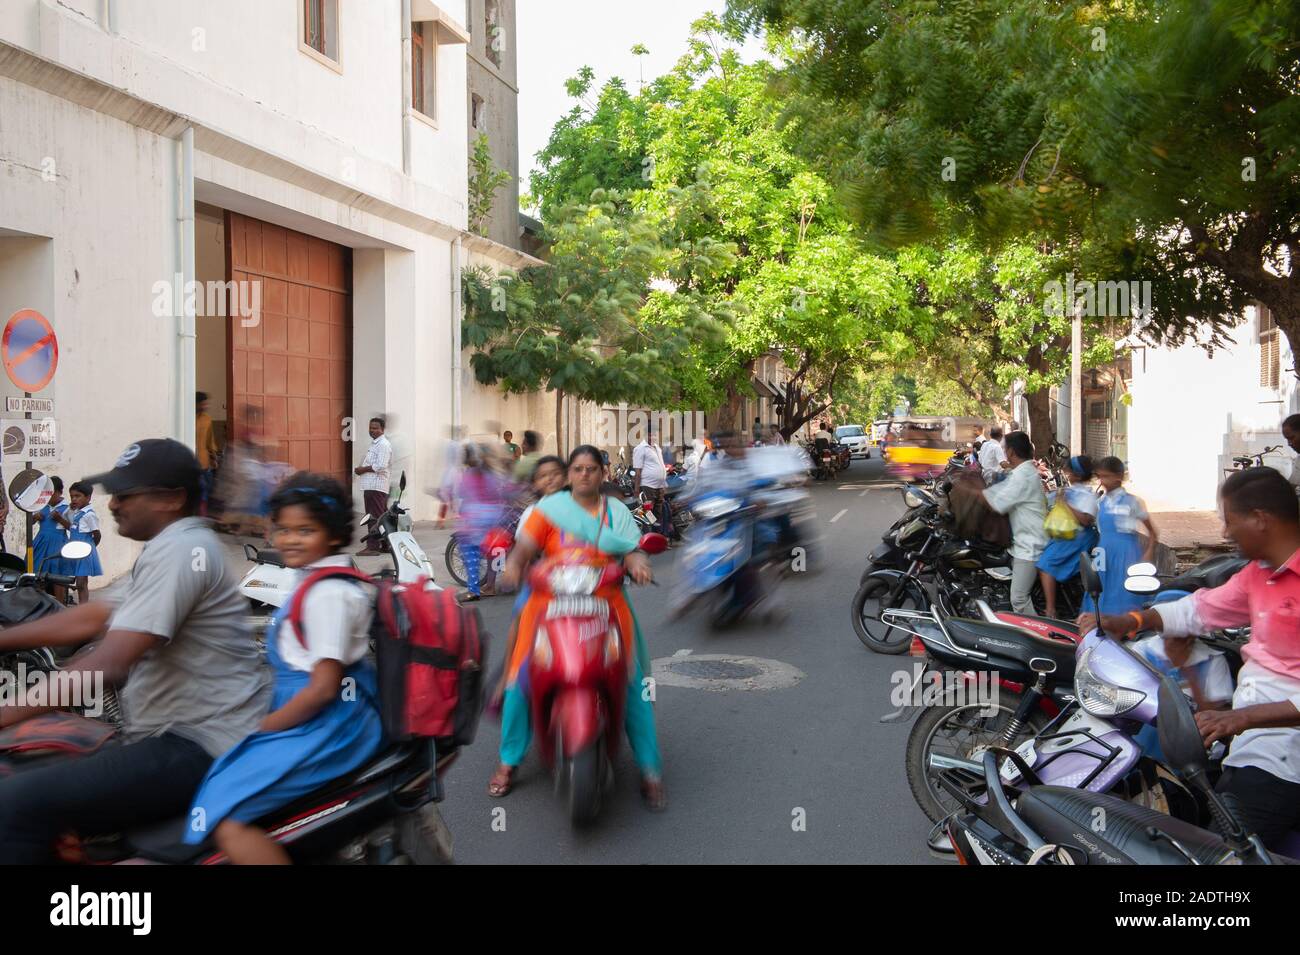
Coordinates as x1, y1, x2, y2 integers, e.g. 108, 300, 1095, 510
468, 133, 513, 237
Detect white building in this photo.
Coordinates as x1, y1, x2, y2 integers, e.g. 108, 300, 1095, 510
0, 0, 550, 578
1127, 303, 1298, 511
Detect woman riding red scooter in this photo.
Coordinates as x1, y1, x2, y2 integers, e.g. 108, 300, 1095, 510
488, 445, 666, 813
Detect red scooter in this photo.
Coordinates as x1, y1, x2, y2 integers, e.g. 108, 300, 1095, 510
524, 533, 667, 824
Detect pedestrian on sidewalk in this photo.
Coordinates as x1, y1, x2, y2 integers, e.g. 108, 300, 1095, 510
1090, 456, 1159, 617
355, 417, 392, 556
196, 392, 221, 516
633, 424, 675, 540
59, 481, 103, 604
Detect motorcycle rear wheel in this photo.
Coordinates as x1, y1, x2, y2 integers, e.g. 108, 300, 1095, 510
905, 694, 1049, 824
443, 537, 488, 589
851, 574, 925, 654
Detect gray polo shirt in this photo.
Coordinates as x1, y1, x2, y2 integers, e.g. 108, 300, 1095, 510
110, 516, 270, 757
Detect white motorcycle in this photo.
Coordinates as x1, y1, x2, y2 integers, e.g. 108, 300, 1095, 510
239, 473, 436, 638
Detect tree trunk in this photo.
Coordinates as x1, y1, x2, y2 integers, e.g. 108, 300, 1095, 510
555, 387, 565, 457
1025, 387, 1055, 458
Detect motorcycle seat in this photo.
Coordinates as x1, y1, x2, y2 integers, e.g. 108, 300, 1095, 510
942, 617, 1077, 681
1015, 786, 1232, 865
120, 742, 428, 863
254, 549, 288, 569
1162, 556, 1248, 593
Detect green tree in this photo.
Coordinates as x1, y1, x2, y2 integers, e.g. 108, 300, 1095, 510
462, 192, 734, 451
468, 133, 513, 236
730, 0, 1300, 371
530, 15, 911, 438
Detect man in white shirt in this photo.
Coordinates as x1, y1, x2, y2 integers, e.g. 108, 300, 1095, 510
978, 425, 1009, 483
978, 431, 1047, 614
633, 426, 674, 539
355, 417, 393, 555
1283, 414, 1300, 489
813, 421, 834, 445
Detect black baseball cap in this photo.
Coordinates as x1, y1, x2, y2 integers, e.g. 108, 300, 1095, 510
85, 438, 202, 496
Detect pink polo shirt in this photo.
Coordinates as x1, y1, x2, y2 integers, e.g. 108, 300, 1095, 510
1191, 551, 1300, 682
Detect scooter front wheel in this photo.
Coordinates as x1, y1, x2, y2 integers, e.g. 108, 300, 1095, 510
557, 737, 605, 826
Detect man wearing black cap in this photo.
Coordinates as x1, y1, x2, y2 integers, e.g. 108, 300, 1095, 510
0, 439, 271, 863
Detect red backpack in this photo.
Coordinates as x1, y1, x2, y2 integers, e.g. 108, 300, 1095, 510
286, 569, 489, 752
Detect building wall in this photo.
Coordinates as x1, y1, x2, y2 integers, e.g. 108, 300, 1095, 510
1127, 306, 1298, 511
465, 0, 520, 249
0, 1, 543, 581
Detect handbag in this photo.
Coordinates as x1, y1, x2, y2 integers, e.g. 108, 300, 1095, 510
1044, 497, 1081, 540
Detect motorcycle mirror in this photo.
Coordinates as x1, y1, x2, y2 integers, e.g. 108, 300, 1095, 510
1077, 552, 1102, 599
638, 532, 669, 555
400, 471, 407, 493
1155, 676, 1211, 779
1124, 574, 1161, 594
8, 469, 52, 514
60, 540, 92, 561
1127, 561, 1158, 577
360, 515, 371, 526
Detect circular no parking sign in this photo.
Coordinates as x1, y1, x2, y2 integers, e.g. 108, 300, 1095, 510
2, 309, 58, 393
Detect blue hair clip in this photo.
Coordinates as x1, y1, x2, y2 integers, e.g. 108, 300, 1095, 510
288, 486, 338, 508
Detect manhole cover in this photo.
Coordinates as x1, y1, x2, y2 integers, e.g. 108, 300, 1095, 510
651, 654, 804, 692
667, 659, 763, 680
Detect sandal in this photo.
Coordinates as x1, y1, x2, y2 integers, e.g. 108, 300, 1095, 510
640, 775, 667, 812
487, 765, 515, 798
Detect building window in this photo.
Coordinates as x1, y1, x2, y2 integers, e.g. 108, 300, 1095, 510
412, 21, 437, 121
471, 93, 485, 130
485, 0, 503, 67
1259, 304, 1280, 390
301, 0, 340, 65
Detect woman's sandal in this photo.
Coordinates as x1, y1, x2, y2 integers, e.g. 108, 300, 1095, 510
640, 776, 667, 812
487, 765, 515, 798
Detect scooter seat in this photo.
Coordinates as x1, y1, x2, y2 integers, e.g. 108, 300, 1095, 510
942, 617, 1076, 681
1163, 556, 1248, 593
1015, 786, 1232, 865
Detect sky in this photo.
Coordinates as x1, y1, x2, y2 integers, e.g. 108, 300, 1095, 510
515, 0, 767, 211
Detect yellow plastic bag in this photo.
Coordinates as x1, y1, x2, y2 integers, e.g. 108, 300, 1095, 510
1044, 498, 1080, 540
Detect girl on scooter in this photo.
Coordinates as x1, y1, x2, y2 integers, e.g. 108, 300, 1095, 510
184, 473, 384, 863
487, 445, 665, 810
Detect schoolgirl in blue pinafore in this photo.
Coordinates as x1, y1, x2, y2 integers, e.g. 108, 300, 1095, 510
31, 476, 69, 574
62, 493, 104, 579
1092, 458, 1158, 616
184, 476, 384, 862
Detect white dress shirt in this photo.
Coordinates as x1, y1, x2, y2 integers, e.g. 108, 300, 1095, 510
984, 460, 1048, 561
633, 440, 667, 489
979, 439, 1008, 482
360, 434, 392, 493
277, 554, 375, 671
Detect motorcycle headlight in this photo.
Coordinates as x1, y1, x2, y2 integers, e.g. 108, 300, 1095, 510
533, 626, 552, 668
548, 565, 601, 595
692, 496, 741, 520
1074, 646, 1146, 718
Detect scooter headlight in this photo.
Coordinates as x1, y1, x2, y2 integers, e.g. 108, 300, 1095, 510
533, 626, 552, 668
548, 565, 601, 595
1075, 646, 1146, 718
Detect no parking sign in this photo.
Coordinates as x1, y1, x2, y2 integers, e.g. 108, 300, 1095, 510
2, 309, 58, 393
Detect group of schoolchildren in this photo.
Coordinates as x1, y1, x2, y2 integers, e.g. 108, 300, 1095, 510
30, 476, 103, 602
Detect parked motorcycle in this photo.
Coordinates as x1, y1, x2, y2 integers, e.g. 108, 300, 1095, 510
524, 532, 668, 824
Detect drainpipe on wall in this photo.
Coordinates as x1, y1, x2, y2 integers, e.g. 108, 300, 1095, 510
401, 0, 412, 176
451, 235, 462, 433
177, 126, 197, 447
101, 0, 117, 33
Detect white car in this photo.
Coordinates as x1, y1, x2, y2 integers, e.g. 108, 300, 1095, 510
835, 425, 871, 459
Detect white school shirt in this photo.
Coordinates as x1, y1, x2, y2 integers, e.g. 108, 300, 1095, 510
277, 554, 374, 672
71, 505, 100, 535
984, 460, 1048, 561
360, 435, 392, 493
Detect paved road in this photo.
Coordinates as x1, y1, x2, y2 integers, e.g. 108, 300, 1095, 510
438, 455, 941, 863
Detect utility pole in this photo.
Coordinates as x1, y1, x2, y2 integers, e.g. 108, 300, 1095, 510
1070, 307, 1083, 455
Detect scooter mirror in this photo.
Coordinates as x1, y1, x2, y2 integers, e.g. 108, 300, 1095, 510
1126, 561, 1158, 577
1156, 676, 1211, 779
400, 471, 407, 493
60, 540, 92, 561
1124, 574, 1161, 594
638, 533, 669, 555
1077, 552, 1102, 598
360, 515, 371, 526
8, 469, 51, 514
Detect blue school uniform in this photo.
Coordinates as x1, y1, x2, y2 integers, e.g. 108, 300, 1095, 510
183, 569, 384, 842
60, 505, 103, 577
1095, 487, 1150, 616
1036, 485, 1100, 582
31, 502, 68, 573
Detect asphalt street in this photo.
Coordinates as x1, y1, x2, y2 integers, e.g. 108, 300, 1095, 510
438, 455, 941, 864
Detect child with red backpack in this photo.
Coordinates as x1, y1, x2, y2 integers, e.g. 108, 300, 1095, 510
184, 473, 384, 864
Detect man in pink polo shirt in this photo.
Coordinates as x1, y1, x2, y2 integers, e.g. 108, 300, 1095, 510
1100, 467, 1300, 849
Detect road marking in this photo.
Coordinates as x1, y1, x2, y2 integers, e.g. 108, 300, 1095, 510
859, 489, 870, 497
672, 648, 693, 658
830, 508, 847, 523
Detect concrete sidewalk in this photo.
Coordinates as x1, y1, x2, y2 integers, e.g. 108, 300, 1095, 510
1150, 510, 1228, 550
